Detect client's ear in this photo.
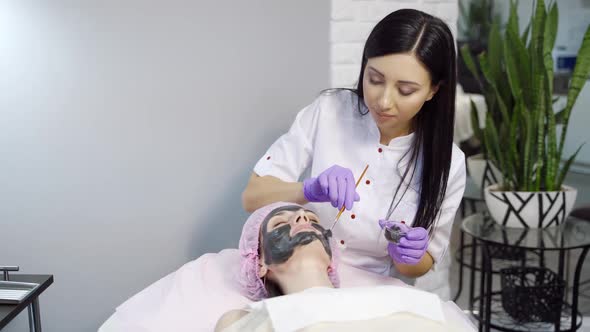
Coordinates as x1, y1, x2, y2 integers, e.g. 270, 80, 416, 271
258, 260, 268, 278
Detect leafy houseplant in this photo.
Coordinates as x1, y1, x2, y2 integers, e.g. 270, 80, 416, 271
458, 0, 500, 46
457, 0, 501, 94
460, 19, 508, 192
461, 0, 590, 228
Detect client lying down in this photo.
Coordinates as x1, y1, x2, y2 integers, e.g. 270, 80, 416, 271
216, 202, 474, 332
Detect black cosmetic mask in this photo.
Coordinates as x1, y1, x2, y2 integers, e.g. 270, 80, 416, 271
260, 205, 332, 265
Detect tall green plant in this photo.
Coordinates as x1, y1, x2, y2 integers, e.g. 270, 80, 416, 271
461, 21, 512, 160
461, 0, 590, 192
458, 0, 500, 44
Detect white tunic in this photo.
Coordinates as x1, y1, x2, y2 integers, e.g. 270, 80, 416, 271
253, 90, 466, 299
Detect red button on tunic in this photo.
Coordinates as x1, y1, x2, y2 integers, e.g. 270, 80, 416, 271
378, 148, 383, 153
365, 180, 371, 185
340, 240, 345, 245
351, 214, 356, 219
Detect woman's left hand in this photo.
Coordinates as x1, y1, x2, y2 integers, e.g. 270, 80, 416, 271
379, 220, 429, 265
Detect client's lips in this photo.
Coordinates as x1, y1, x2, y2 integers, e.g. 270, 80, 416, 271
290, 223, 321, 236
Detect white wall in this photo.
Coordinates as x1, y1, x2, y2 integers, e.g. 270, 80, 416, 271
330, 0, 459, 87
0, 1, 329, 331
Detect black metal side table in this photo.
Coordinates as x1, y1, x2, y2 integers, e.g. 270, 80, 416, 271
454, 177, 486, 302
462, 213, 590, 332
0, 272, 53, 332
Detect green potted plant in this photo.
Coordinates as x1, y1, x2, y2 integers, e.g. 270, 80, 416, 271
457, 0, 501, 93
460, 20, 506, 193
463, 0, 590, 228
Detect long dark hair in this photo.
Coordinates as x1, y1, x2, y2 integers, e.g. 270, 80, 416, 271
332, 9, 456, 232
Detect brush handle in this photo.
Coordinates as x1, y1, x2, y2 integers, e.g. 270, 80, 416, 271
330, 164, 369, 229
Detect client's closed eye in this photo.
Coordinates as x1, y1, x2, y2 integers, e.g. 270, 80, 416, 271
273, 220, 288, 228
307, 213, 320, 224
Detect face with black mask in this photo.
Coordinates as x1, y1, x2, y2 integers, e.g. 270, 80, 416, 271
260, 205, 333, 266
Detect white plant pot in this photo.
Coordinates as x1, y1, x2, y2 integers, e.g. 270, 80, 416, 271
466, 153, 503, 191
484, 184, 578, 228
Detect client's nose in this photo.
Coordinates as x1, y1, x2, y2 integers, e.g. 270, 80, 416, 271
293, 210, 310, 224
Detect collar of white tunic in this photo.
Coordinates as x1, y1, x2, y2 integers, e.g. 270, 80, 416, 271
363, 105, 416, 150
355, 97, 421, 189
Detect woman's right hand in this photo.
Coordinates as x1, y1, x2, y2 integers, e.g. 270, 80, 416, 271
303, 165, 360, 210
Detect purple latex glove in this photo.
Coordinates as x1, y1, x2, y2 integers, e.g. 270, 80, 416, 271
303, 165, 360, 210
379, 220, 429, 265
